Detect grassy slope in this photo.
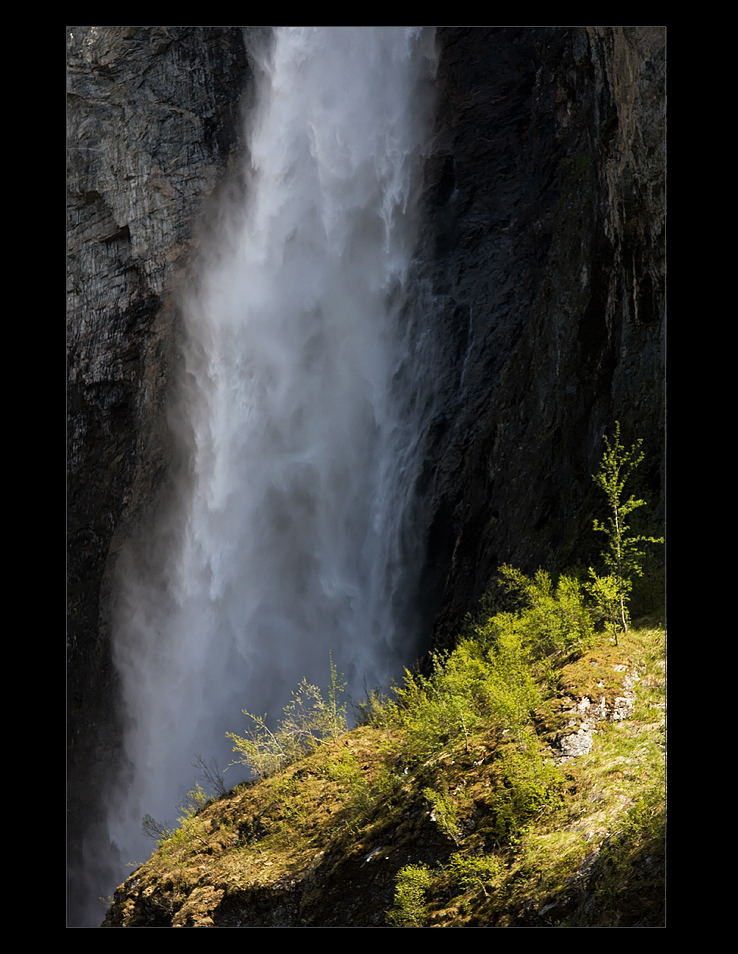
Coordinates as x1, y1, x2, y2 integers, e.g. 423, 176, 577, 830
103, 615, 666, 927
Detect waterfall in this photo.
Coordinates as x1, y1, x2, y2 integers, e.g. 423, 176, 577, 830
104, 26, 438, 895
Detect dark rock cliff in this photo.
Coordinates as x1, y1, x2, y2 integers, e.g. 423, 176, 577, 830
66, 26, 252, 923
414, 27, 665, 647
66, 26, 665, 925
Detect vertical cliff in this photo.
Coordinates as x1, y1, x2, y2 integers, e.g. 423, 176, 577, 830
66, 27, 664, 924
415, 27, 664, 646
66, 26, 252, 922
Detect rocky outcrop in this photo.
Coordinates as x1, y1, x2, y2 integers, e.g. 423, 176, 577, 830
67, 27, 665, 925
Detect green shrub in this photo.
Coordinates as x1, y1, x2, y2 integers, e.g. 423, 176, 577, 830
144, 785, 211, 852
489, 565, 594, 660
387, 864, 433, 926
446, 852, 502, 897
424, 787, 462, 844
351, 686, 394, 729
388, 622, 542, 766
227, 656, 348, 778
482, 624, 542, 732
390, 660, 473, 766
483, 731, 563, 845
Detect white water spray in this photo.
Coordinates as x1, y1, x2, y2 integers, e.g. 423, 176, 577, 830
106, 26, 438, 880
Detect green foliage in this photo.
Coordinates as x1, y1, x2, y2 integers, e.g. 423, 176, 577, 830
459, 603, 547, 737
325, 652, 349, 736
491, 565, 594, 660
181, 783, 209, 815
484, 731, 564, 845
352, 686, 394, 729
387, 864, 433, 927
227, 655, 348, 779
124, 608, 664, 927
390, 659, 472, 766
324, 750, 373, 827
587, 422, 663, 639
143, 785, 211, 851
446, 852, 502, 897
424, 787, 462, 844
585, 571, 622, 640
390, 635, 539, 766
480, 626, 541, 734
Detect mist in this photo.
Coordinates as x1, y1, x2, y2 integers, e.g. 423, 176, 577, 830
100, 26, 439, 909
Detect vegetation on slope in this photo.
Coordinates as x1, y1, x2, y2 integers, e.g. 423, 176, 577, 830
102, 425, 665, 927
103, 612, 665, 926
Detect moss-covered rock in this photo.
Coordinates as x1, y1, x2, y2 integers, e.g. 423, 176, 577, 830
103, 623, 665, 927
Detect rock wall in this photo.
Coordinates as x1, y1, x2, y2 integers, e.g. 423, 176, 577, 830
415, 27, 665, 646
66, 26, 665, 924
66, 26, 252, 923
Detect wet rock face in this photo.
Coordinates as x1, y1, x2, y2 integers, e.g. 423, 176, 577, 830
66, 26, 251, 922
415, 27, 665, 646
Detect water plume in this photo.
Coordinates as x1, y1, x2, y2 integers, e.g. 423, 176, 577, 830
104, 25, 438, 896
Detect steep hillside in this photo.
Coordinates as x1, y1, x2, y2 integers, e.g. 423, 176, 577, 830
103, 605, 665, 927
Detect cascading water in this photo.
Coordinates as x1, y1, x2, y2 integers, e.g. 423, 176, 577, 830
103, 25, 439, 908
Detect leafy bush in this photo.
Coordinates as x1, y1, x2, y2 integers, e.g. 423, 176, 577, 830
143, 784, 211, 851
387, 864, 433, 926
446, 852, 501, 897
481, 624, 542, 732
227, 656, 348, 778
487, 565, 594, 660
351, 686, 394, 729
389, 659, 474, 767
390, 634, 541, 767
424, 786, 462, 844
483, 731, 564, 845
